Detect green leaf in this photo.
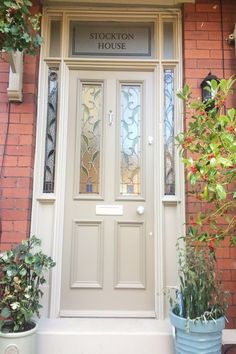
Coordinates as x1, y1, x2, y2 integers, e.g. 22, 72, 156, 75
216, 184, 227, 200
190, 173, 198, 185
1, 307, 11, 319
227, 108, 235, 120
25, 255, 35, 264
210, 158, 216, 167
203, 186, 209, 200
210, 79, 218, 91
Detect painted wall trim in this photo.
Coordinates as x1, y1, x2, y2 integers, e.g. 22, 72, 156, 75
31, 7, 185, 320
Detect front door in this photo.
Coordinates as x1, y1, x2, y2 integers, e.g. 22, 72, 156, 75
60, 69, 155, 317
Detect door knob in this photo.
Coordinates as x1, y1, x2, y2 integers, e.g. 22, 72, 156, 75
136, 206, 145, 215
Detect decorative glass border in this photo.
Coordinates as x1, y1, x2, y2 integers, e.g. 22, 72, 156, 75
164, 68, 175, 195
43, 67, 59, 193
119, 83, 142, 197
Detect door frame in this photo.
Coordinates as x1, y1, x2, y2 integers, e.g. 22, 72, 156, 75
31, 6, 185, 320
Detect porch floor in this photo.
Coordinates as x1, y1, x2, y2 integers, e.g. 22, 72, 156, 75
37, 318, 175, 354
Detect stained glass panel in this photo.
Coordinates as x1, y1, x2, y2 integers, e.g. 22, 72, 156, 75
164, 69, 175, 195
79, 83, 102, 194
120, 84, 142, 196
43, 67, 59, 193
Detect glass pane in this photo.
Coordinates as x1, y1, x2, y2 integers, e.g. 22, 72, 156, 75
69, 21, 154, 58
43, 68, 59, 193
50, 20, 61, 57
120, 84, 142, 196
79, 83, 102, 194
164, 69, 175, 195
163, 22, 174, 59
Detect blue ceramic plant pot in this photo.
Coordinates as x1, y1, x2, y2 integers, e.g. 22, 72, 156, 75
170, 311, 225, 354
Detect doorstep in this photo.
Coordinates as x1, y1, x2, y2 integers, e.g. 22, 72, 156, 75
222, 329, 236, 354
37, 318, 175, 354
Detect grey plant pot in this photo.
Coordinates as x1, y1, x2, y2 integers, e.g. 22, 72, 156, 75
0, 323, 37, 354
170, 311, 225, 354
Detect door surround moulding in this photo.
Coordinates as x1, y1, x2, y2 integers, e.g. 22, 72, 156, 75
31, 7, 185, 321
49, 62, 160, 319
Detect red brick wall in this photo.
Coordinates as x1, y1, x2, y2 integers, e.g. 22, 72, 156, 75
183, 0, 236, 328
0, 1, 41, 251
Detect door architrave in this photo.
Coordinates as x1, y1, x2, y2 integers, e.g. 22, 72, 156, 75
31, 6, 184, 320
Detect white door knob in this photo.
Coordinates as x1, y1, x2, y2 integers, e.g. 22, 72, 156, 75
136, 206, 145, 215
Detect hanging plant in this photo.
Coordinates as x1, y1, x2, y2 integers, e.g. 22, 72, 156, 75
0, 0, 42, 55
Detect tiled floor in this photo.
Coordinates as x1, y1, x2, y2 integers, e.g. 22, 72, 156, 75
222, 345, 236, 354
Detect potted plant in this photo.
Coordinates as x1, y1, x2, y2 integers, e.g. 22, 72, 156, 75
0, 236, 55, 354
0, 0, 42, 55
169, 238, 227, 354
169, 77, 236, 354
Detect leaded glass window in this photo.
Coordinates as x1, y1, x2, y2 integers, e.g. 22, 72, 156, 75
79, 83, 102, 194
120, 84, 142, 196
164, 69, 175, 195
43, 68, 59, 193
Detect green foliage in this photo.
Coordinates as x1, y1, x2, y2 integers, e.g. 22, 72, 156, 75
171, 239, 228, 321
176, 77, 236, 244
0, 236, 55, 333
0, 0, 42, 55
169, 77, 236, 323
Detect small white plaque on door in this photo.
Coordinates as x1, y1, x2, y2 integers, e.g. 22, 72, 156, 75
96, 205, 123, 216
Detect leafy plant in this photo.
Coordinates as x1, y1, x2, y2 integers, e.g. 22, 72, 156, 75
0, 0, 42, 55
171, 239, 228, 322
176, 77, 236, 245
168, 77, 236, 323
0, 236, 55, 333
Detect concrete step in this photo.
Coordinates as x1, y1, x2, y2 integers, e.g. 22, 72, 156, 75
37, 318, 175, 354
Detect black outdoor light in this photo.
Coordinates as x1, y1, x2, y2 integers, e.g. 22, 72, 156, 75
200, 72, 220, 104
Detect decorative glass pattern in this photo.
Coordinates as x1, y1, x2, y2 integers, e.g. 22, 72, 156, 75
164, 69, 175, 195
43, 68, 59, 193
79, 83, 102, 194
120, 84, 142, 196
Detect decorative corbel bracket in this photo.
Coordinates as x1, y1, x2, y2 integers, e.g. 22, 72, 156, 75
7, 51, 23, 102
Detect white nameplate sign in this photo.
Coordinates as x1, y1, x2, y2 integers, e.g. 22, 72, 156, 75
71, 22, 153, 57
96, 205, 123, 216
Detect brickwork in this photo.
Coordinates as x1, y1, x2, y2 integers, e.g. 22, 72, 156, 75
183, 0, 236, 328
0, 1, 41, 251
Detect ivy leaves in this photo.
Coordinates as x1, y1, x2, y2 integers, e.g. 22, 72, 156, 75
0, 0, 42, 54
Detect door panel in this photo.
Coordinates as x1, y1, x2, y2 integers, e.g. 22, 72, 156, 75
60, 70, 154, 317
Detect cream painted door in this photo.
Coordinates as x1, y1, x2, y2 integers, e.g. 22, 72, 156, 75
60, 69, 155, 317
